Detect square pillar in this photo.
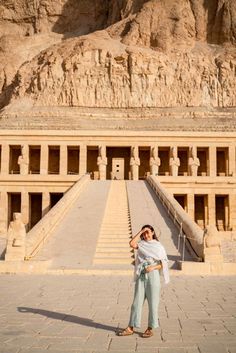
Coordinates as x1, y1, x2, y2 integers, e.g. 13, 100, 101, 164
60, 145, 67, 175
0, 191, 8, 236
209, 146, 216, 177
19, 145, 29, 175
42, 192, 50, 217
40, 144, 48, 175
21, 191, 29, 231
79, 144, 87, 175
208, 193, 215, 226
229, 146, 236, 177
1, 143, 9, 175
229, 194, 236, 231
187, 193, 194, 221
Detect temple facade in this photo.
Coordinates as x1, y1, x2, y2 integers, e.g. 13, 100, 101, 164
0, 113, 236, 240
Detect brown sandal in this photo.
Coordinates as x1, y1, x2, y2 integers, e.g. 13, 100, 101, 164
117, 327, 134, 336
142, 328, 153, 338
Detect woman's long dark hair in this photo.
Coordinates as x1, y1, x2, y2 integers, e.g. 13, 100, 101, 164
141, 224, 160, 241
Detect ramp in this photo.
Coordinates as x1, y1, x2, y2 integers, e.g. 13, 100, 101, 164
126, 181, 194, 268
29, 180, 194, 272
34, 180, 111, 269
93, 180, 133, 265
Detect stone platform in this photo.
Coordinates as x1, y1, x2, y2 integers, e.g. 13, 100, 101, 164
1, 274, 236, 353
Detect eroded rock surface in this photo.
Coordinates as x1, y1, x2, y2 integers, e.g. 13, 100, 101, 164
0, 0, 235, 110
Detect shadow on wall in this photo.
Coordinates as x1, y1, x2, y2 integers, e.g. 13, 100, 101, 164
51, 0, 149, 38
203, 0, 221, 44
51, 0, 110, 38
17, 307, 117, 332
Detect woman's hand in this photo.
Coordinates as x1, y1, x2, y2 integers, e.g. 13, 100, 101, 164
145, 265, 155, 273
145, 264, 162, 273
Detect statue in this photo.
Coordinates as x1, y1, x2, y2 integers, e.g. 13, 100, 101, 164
188, 146, 200, 176
130, 146, 140, 180
97, 145, 107, 180
149, 146, 161, 176
203, 225, 223, 263
169, 147, 180, 176
18, 145, 29, 175
5, 213, 26, 261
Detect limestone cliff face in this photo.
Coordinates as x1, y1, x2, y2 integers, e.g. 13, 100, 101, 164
0, 0, 235, 109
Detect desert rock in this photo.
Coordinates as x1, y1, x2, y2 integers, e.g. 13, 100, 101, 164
0, 0, 235, 110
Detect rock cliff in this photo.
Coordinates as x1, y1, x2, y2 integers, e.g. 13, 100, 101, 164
0, 0, 235, 110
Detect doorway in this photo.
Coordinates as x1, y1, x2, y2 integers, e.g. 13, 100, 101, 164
194, 195, 207, 229
29, 193, 42, 229
8, 193, 21, 225
107, 147, 131, 180
111, 158, 125, 180
216, 195, 229, 231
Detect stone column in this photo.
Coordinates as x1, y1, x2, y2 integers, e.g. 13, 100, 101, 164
229, 146, 235, 177
60, 145, 67, 176
188, 146, 200, 177
169, 146, 180, 176
130, 146, 140, 180
209, 146, 216, 177
208, 193, 215, 226
187, 193, 195, 221
40, 144, 48, 175
18, 145, 29, 175
97, 145, 107, 180
150, 146, 161, 176
1, 143, 9, 175
79, 144, 87, 175
0, 191, 8, 236
21, 192, 29, 231
42, 192, 50, 217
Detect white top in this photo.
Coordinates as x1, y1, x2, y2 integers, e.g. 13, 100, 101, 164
135, 240, 170, 284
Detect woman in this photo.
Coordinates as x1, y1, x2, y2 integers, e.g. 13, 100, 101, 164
118, 224, 169, 338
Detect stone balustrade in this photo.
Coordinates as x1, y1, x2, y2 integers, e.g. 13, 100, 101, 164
25, 174, 90, 260
147, 175, 204, 258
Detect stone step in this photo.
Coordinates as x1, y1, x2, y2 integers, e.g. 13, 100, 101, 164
93, 180, 133, 265
99, 233, 130, 241
100, 227, 131, 231
95, 252, 133, 258
99, 232, 131, 236
93, 258, 133, 264
96, 242, 130, 247
97, 239, 131, 244
96, 247, 132, 253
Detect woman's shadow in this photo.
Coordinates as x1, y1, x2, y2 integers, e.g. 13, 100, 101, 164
17, 307, 117, 332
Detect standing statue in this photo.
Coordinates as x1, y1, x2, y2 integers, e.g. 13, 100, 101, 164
188, 146, 200, 176
5, 213, 26, 261
18, 145, 29, 175
130, 146, 140, 180
169, 146, 180, 176
97, 145, 107, 180
149, 146, 161, 176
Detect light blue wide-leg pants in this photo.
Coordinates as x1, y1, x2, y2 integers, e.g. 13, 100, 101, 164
128, 270, 160, 328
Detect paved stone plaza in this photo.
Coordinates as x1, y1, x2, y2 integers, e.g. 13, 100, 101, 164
1, 274, 236, 353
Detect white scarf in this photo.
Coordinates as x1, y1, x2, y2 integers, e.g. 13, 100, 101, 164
135, 240, 170, 284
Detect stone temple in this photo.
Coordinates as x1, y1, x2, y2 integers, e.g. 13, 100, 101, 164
0, 0, 236, 274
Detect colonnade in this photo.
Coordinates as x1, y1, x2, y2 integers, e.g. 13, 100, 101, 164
0, 141, 235, 234
0, 143, 235, 179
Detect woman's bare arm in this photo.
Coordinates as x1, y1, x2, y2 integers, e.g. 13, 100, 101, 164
129, 229, 143, 249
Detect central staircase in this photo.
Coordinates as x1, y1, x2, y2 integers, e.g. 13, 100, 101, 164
93, 180, 134, 265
